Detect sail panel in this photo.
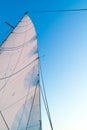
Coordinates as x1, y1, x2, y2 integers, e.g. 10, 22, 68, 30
0, 15, 41, 130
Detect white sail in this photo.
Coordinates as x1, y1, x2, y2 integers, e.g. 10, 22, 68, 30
0, 14, 41, 130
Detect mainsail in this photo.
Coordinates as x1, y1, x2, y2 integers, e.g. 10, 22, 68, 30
0, 14, 41, 130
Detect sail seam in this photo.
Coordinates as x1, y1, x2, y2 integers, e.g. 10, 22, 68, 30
13, 26, 33, 34
16, 22, 32, 27
1, 95, 26, 112
1, 36, 36, 51
0, 57, 38, 81
0, 30, 28, 99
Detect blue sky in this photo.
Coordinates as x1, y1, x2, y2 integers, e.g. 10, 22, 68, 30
0, 0, 87, 130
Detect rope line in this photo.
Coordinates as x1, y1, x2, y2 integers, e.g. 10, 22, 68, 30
0, 47, 13, 100
1, 95, 26, 112
0, 37, 36, 51
29, 8, 87, 13
0, 57, 38, 80
37, 47, 54, 130
39, 63, 54, 130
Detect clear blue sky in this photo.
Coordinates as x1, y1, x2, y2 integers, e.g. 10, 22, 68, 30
0, 0, 87, 130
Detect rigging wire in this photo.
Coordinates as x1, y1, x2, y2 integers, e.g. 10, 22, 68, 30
29, 8, 87, 13
0, 8, 86, 44
0, 7, 86, 41
37, 47, 54, 130
39, 62, 54, 130
0, 8, 87, 43
40, 86, 53, 130
0, 8, 87, 27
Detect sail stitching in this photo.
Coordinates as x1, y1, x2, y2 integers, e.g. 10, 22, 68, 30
0, 57, 38, 81
1, 95, 27, 112
0, 34, 26, 94
0, 44, 14, 101
1, 36, 36, 51
16, 22, 32, 27
13, 26, 33, 34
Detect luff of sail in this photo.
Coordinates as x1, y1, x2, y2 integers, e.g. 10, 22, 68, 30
0, 14, 41, 130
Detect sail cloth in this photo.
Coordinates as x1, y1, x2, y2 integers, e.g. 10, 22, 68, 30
0, 15, 41, 130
